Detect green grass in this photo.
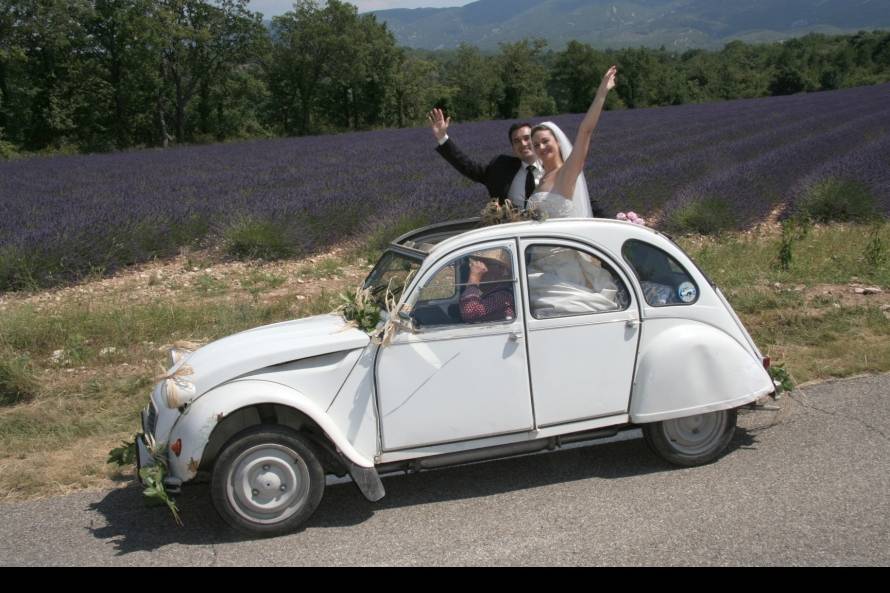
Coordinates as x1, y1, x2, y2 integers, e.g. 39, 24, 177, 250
240, 269, 287, 297
295, 257, 347, 280
678, 223, 890, 289
680, 222, 890, 385
0, 345, 39, 406
0, 295, 340, 364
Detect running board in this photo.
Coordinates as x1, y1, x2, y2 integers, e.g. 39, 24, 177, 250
375, 427, 623, 476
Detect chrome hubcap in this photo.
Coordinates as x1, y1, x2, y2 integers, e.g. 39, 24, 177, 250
662, 411, 727, 456
227, 444, 310, 525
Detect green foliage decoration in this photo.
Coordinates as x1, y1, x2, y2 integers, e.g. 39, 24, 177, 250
138, 441, 183, 527
107, 440, 137, 467
337, 286, 382, 334
768, 363, 795, 394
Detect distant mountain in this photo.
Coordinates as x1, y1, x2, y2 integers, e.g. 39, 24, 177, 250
369, 0, 890, 51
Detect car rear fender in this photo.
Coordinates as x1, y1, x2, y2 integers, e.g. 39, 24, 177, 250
630, 318, 773, 423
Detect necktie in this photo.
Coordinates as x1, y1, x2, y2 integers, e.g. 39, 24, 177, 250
524, 165, 536, 202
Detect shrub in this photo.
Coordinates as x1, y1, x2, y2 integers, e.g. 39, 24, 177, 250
222, 217, 296, 261
0, 245, 42, 292
0, 346, 39, 406
798, 179, 878, 223
666, 197, 737, 235
864, 221, 887, 268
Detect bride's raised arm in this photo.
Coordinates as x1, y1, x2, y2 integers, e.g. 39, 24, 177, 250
554, 65, 617, 195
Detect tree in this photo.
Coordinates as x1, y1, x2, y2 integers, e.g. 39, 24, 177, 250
0, 1, 19, 143
769, 65, 807, 96
445, 44, 496, 120
389, 50, 438, 128
494, 39, 552, 119
6, 0, 97, 150
87, 0, 166, 149
268, 0, 335, 135
152, 0, 265, 144
269, 0, 398, 134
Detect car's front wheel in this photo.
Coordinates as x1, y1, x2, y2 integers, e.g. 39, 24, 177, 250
211, 426, 325, 537
642, 409, 737, 467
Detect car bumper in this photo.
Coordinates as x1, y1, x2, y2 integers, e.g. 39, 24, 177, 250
135, 432, 154, 483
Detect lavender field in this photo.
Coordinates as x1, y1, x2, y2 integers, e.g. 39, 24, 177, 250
1, 83, 889, 290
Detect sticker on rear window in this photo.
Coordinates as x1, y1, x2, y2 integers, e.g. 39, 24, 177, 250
678, 282, 697, 303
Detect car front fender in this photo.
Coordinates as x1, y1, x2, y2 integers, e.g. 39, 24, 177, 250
630, 319, 773, 424
165, 379, 376, 483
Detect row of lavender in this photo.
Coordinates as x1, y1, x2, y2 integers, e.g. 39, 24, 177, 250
1, 83, 888, 289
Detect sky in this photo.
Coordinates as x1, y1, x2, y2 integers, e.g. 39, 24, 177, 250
247, 0, 475, 17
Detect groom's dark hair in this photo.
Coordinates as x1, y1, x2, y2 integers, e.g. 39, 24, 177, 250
508, 122, 533, 143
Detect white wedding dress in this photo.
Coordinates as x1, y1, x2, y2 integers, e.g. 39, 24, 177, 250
527, 122, 593, 219
526, 246, 624, 317
527, 190, 579, 219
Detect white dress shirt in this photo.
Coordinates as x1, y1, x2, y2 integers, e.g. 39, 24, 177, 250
508, 161, 543, 206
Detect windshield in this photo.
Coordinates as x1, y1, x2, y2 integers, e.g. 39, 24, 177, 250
364, 250, 423, 305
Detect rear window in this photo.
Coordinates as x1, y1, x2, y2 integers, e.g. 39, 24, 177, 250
621, 240, 699, 306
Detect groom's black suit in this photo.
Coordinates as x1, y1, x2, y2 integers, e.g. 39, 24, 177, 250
435, 138, 523, 203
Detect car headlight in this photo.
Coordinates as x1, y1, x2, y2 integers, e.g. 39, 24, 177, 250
164, 377, 196, 409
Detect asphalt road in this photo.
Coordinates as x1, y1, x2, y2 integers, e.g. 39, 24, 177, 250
1, 373, 888, 566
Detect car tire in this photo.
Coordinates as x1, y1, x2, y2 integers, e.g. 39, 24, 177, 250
642, 409, 738, 467
211, 426, 325, 537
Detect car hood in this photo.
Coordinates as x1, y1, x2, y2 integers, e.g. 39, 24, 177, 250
164, 314, 370, 405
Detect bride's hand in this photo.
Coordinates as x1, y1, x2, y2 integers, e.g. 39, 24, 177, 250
599, 65, 617, 93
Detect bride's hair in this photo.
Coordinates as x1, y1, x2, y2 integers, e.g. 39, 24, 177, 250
530, 124, 563, 158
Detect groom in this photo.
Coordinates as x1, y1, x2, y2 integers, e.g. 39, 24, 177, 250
428, 108, 542, 208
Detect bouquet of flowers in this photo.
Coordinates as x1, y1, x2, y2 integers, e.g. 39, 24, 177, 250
616, 211, 647, 226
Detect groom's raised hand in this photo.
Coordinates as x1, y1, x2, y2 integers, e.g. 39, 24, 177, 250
428, 108, 451, 142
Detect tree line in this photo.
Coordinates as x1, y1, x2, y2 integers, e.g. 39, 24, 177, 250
1, 0, 889, 157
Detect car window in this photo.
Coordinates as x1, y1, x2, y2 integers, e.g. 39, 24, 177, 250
365, 250, 423, 304
525, 245, 630, 319
622, 240, 699, 306
411, 246, 517, 327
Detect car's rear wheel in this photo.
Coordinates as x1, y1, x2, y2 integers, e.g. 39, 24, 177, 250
642, 409, 737, 467
211, 426, 325, 537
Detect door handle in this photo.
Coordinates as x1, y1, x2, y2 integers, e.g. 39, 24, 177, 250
509, 332, 524, 342
626, 318, 640, 329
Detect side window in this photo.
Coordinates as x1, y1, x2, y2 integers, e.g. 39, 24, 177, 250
411, 247, 517, 327
622, 240, 699, 306
525, 245, 630, 319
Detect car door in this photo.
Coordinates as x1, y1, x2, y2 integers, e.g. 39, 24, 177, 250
376, 240, 534, 451
521, 239, 641, 427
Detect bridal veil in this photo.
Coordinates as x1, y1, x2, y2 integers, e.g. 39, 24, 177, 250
535, 121, 593, 218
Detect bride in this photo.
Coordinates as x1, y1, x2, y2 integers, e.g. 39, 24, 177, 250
528, 65, 617, 219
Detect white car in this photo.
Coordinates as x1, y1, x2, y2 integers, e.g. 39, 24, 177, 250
137, 218, 776, 536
